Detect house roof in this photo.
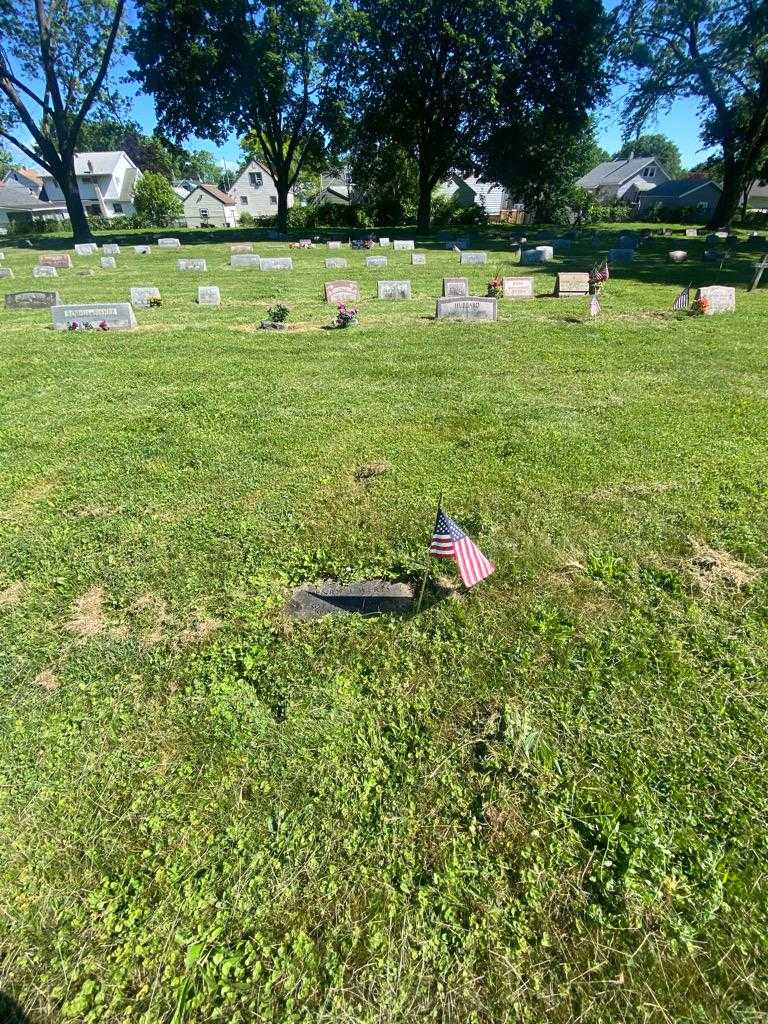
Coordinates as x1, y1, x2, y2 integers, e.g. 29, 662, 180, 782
38, 151, 136, 178
0, 180, 67, 213
640, 178, 722, 200
577, 157, 659, 189
188, 182, 236, 206
12, 167, 44, 185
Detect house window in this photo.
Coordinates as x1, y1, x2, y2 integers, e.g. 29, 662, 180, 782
200, 208, 209, 218
269, 196, 277, 205
87, 204, 101, 215
642, 166, 656, 178
697, 200, 711, 210
113, 202, 123, 214
240, 196, 248, 205
249, 172, 263, 187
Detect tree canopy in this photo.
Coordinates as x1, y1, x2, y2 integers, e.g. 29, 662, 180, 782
613, 132, 683, 176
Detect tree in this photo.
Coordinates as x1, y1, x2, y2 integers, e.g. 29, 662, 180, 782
687, 153, 724, 182
0, 142, 15, 176
0, 0, 126, 241
612, 132, 682, 176
178, 148, 221, 183
616, 0, 768, 227
350, 140, 419, 224
133, 171, 183, 225
130, 0, 339, 232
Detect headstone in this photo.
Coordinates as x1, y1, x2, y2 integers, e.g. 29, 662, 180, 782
668, 250, 688, 262
366, 256, 387, 267
130, 286, 161, 308
444, 236, 470, 250
411, 253, 426, 265
608, 248, 634, 264
442, 277, 469, 298
436, 297, 497, 321
521, 248, 549, 266
377, 280, 412, 300
231, 243, 253, 254
555, 272, 590, 297
74, 243, 97, 256
324, 280, 360, 304
102, 244, 120, 256
4, 290, 60, 309
177, 258, 207, 271
325, 258, 348, 269
534, 245, 554, 259
100, 257, 116, 269
327, 241, 343, 249
715, 231, 729, 240
460, 251, 488, 265
198, 286, 221, 306
0, 252, 4, 259
260, 257, 292, 271
553, 239, 574, 250
393, 240, 415, 251
378, 237, 390, 246
0, 268, 14, 279
704, 249, 723, 262
685, 228, 699, 237
230, 254, 261, 268
32, 265, 57, 278
51, 302, 137, 330
39, 253, 72, 269
134, 245, 151, 255
158, 237, 181, 248
77, 269, 95, 277
287, 579, 413, 620
696, 286, 735, 314
502, 276, 534, 299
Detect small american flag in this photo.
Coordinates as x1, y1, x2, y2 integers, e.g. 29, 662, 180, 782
592, 261, 610, 283
429, 509, 495, 588
589, 293, 601, 317
673, 285, 690, 310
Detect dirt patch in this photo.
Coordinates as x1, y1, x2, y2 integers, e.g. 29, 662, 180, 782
354, 460, 391, 482
590, 481, 681, 500
685, 538, 759, 592
66, 586, 107, 638
178, 615, 221, 646
0, 582, 24, 607
132, 593, 171, 646
18, 479, 55, 504
33, 669, 59, 692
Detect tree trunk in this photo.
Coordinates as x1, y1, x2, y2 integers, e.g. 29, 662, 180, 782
740, 180, 755, 223
416, 174, 432, 232
276, 183, 290, 235
708, 152, 743, 229
57, 159, 93, 243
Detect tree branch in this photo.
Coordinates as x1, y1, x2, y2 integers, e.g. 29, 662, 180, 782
68, 0, 126, 146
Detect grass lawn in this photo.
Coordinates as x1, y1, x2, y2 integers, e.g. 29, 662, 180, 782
1, 224, 768, 1023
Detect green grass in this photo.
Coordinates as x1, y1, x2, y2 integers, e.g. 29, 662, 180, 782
1, 224, 768, 1024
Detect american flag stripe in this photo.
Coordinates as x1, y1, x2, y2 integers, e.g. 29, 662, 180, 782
429, 508, 495, 588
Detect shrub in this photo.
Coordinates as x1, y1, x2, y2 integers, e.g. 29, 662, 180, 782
238, 212, 257, 227
134, 172, 183, 227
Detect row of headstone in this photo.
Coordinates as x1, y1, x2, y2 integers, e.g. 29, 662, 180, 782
230, 255, 293, 270
322, 276, 542, 303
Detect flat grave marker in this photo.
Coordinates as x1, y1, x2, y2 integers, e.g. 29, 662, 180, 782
32, 265, 57, 278
460, 251, 488, 265
555, 272, 590, 297
377, 280, 412, 300
436, 297, 497, 321
177, 258, 207, 271
696, 285, 735, 314
134, 245, 151, 255
0, 268, 14, 279
366, 256, 387, 267
502, 276, 534, 299
411, 253, 426, 265
260, 257, 293, 271
443, 277, 469, 298
198, 286, 221, 306
158, 238, 181, 248
325, 258, 348, 269
230, 254, 261, 268
130, 286, 161, 308
5, 290, 60, 309
52, 302, 137, 330
324, 280, 360, 304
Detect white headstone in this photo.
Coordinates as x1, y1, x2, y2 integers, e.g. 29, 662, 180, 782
230, 254, 261, 268
443, 277, 469, 298
325, 258, 348, 269
74, 243, 98, 256
378, 237, 390, 246
502, 277, 535, 299
696, 286, 736, 314
198, 285, 221, 306
158, 237, 182, 248
260, 257, 293, 271
366, 256, 387, 267
100, 257, 116, 269
52, 302, 137, 330
460, 251, 488, 265
134, 245, 151, 255
177, 258, 207, 271
393, 240, 415, 251
377, 280, 412, 299
411, 253, 426, 265
32, 265, 58, 278
668, 250, 688, 263
0, 268, 14, 279
436, 297, 497, 321
130, 286, 161, 308
103, 244, 120, 256
327, 241, 343, 249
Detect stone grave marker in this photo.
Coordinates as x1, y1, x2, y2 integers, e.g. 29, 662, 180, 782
502, 276, 534, 299
177, 258, 207, 271
608, 248, 634, 264
0, 268, 14, 279
287, 579, 413, 620
436, 297, 497, 321
378, 237, 391, 246
198, 286, 221, 306
260, 257, 293, 271
668, 250, 688, 262
520, 248, 549, 266
696, 286, 735, 314
0, 252, 4, 259
555, 272, 590, 297
52, 302, 137, 330
325, 258, 348, 269
231, 243, 253, 254
324, 280, 360, 303
39, 253, 72, 269
715, 231, 729, 240
158, 238, 181, 248
460, 251, 488, 265
74, 243, 98, 256
377, 280, 412, 300
77, 269, 95, 277
327, 240, 343, 249
685, 228, 699, 237
393, 240, 415, 251
366, 256, 387, 267
103, 244, 120, 256
553, 239, 574, 251
442, 277, 469, 298
130, 286, 161, 308
32, 265, 57, 278
411, 253, 426, 265
5, 290, 60, 309
100, 257, 116, 269
704, 249, 723, 262
134, 245, 151, 255
230, 254, 261, 268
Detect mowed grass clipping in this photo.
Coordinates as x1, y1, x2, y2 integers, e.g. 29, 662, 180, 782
1, 225, 768, 1024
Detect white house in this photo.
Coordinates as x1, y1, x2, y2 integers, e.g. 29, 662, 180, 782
182, 183, 238, 227
0, 178, 67, 229
229, 159, 294, 218
39, 151, 141, 217
436, 174, 518, 219
576, 157, 671, 202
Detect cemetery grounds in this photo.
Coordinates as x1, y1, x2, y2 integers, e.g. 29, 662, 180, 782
1, 224, 767, 1023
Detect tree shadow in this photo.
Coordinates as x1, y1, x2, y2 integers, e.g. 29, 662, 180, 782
0, 992, 33, 1024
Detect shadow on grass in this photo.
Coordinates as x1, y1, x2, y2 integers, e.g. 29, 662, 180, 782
0, 992, 32, 1024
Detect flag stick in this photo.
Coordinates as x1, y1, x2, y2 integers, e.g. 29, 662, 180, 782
416, 492, 443, 613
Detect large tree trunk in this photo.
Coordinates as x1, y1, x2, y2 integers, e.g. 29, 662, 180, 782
57, 159, 93, 243
708, 152, 743, 229
416, 174, 432, 232
276, 182, 290, 235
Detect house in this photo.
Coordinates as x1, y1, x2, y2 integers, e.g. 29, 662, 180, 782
576, 157, 671, 202
182, 183, 238, 227
636, 178, 722, 215
436, 174, 513, 218
39, 151, 141, 217
746, 180, 768, 212
229, 159, 294, 218
0, 179, 67, 230
311, 173, 355, 207
4, 167, 44, 196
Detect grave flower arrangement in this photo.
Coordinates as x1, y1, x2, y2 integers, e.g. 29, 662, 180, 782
335, 302, 358, 328
486, 274, 503, 298
149, 296, 162, 308
690, 295, 710, 316
590, 261, 610, 293
68, 320, 110, 331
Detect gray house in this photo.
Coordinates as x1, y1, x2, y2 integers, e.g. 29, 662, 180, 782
636, 178, 722, 215
229, 159, 294, 218
183, 183, 238, 227
0, 178, 67, 229
577, 157, 671, 202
